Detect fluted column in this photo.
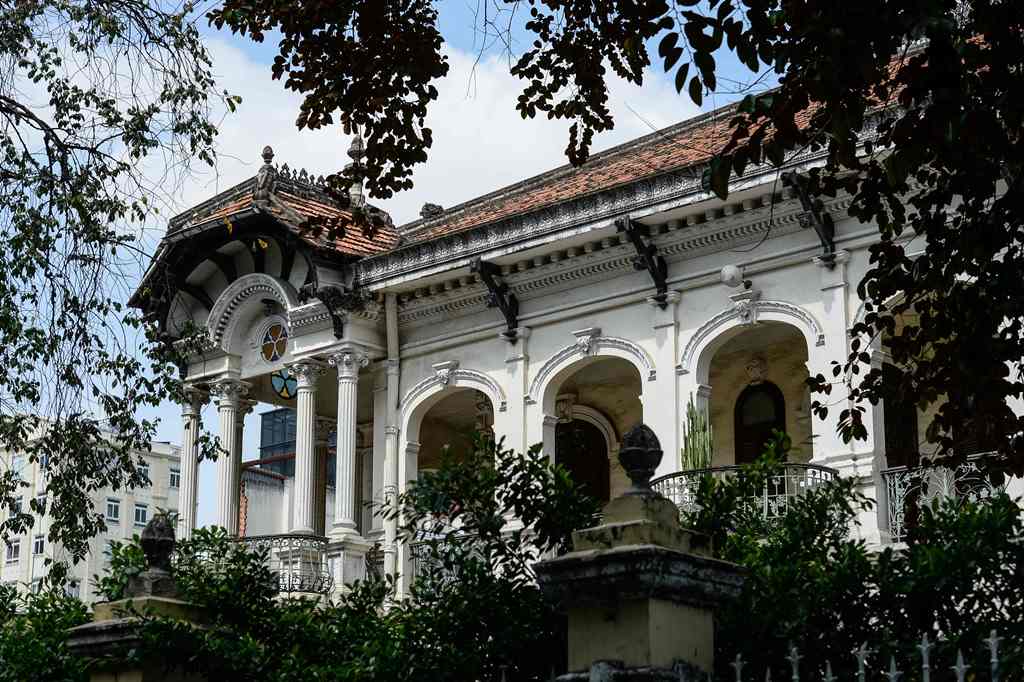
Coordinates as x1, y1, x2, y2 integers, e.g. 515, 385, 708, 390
210, 378, 249, 535
288, 361, 326, 535
383, 359, 401, 576
329, 346, 369, 539
178, 385, 208, 541
314, 416, 336, 536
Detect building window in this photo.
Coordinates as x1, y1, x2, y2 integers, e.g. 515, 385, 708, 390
734, 381, 786, 465
34, 494, 46, 514
106, 498, 120, 521
134, 503, 148, 527
9, 496, 22, 519
10, 453, 25, 480
5, 540, 20, 564
65, 580, 80, 599
32, 535, 44, 555
137, 461, 150, 483
169, 467, 181, 489
261, 322, 289, 362
259, 408, 297, 459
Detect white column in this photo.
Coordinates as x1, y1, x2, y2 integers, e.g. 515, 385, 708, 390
329, 346, 368, 539
288, 361, 325, 535
314, 417, 336, 536
496, 328, 530, 455
178, 385, 208, 540
809, 251, 854, 465
210, 378, 249, 535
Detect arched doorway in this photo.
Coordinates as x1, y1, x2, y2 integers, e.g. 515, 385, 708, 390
705, 322, 811, 465
417, 388, 495, 470
555, 418, 611, 503
541, 357, 641, 502
734, 381, 786, 464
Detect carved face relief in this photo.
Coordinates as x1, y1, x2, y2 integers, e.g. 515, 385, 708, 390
745, 355, 768, 384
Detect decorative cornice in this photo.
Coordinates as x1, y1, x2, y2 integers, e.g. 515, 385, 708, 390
526, 333, 656, 405
394, 195, 853, 330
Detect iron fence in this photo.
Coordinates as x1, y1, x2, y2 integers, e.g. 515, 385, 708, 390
723, 632, 1008, 681
650, 463, 839, 519
236, 533, 334, 595
881, 453, 1005, 543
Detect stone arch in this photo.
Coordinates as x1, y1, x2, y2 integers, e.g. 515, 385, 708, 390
399, 363, 507, 442
678, 300, 825, 385
207, 273, 302, 353
569, 404, 620, 459
529, 332, 655, 409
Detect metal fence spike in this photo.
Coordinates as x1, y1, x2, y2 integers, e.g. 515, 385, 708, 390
986, 629, 1002, 682
765, 668, 772, 682
823, 661, 836, 682
918, 633, 932, 682
732, 653, 745, 682
855, 643, 872, 682
884, 656, 902, 682
787, 645, 801, 682
952, 650, 970, 682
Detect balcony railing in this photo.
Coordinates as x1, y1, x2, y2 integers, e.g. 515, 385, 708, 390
651, 463, 839, 519
237, 534, 334, 596
881, 453, 1005, 543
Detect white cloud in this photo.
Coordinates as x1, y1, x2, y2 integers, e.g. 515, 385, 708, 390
146, 36, 698, 527
172, 38, 698, 225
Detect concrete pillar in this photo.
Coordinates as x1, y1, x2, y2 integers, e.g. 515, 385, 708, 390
383, 359, 400, 576
177, 385, 207, 540
329, 346, 368, 539
647, 291, 682, 479
536, 424, 743, 680
210, 377, 249, 535
808, 250, 853, 465
497, 327, 530, 453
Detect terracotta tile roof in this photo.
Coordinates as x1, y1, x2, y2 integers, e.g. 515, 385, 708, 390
173, 181, 397, 258
273, 190, 399, 257
402, 106, 738, 244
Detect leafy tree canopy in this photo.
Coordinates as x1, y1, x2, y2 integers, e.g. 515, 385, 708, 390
209, 0, 1024, 474
0, 1, 232, 566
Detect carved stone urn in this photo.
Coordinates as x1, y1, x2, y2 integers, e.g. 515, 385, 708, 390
617, 423, 664, 494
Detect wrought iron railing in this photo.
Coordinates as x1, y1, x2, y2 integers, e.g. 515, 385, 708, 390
650, 463, 839, 519
881, 453, 1005, 543
236, 534, 334, 595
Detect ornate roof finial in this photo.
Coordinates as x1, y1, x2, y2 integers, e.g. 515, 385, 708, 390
254, 144, 278, 202
346, 129, 366, 210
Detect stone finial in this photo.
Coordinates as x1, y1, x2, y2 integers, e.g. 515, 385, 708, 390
124, 513, 178, 599
618, 424, 663, 494
420, 202, 444, 219
255, 145, 278, 201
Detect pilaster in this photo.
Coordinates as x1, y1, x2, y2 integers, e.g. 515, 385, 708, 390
498, 327, 530, 455
647, 291, 682, 478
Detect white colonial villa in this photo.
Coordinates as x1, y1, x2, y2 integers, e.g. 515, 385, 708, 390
130, 104, 1021, 597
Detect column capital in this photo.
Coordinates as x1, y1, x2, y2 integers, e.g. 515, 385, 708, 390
209, 378, 249, 408
288, 360, 327, 389
181, 384, 209, 417
384, 358, 400, 377
329, 346, 370, 379
385, 425, 400, 437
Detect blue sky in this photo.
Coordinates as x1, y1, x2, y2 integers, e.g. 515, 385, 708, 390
141, 2, 770, 527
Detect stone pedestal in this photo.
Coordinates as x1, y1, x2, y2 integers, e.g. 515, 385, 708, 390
536, 425, 744, 681
67, 515, 206, 682
329, 535, 374, 592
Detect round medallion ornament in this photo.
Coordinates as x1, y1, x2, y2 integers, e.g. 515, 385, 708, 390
271, 368, 298, 400
261, 323, 289, 362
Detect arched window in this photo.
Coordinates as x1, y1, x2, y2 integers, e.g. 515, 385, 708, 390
734, 382, 786, 465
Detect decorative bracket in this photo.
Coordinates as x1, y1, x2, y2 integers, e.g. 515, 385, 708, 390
310, 284, 370, 339
470, 258, 519, 342
615, 217, 669, 309
782, 171, 836, 267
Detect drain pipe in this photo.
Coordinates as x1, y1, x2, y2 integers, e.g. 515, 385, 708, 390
383, 292, 401, 579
